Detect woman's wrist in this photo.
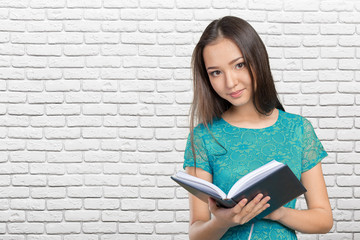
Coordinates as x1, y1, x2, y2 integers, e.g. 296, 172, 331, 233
209, 215, 232, 231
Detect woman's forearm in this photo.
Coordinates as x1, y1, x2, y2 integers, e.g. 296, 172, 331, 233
189, 218, 229, 240
277, 207, 333, 234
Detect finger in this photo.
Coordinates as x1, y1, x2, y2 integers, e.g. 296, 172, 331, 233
238, 194, 267, 223
242, 193, 264, 212
245, 196, 270, 221
251, 196, 270, 214
208, 197, 218, 213
232, 198, 248, 214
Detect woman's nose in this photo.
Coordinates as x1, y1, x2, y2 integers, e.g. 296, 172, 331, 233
224, 71, 237, 89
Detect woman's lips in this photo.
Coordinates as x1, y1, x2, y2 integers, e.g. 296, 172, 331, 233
230, 89, 244, 98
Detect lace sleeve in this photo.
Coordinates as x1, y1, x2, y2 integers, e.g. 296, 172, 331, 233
301, 118, 328, 173
183, 125, 212, 175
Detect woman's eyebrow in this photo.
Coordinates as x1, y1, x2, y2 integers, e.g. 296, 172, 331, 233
206, 56, 244, 70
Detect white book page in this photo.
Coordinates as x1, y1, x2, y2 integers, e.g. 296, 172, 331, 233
227, 160, 283, 199
176, 171, 227, 199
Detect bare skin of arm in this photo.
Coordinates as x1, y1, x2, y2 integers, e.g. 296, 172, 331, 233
186, 167, 270, 240
186, 162, 333, 240
264, 162, 333, 233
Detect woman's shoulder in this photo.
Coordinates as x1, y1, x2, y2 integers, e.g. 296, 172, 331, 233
278, 110, 309, 129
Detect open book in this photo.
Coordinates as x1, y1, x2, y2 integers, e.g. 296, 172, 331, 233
171, 160, 306, 219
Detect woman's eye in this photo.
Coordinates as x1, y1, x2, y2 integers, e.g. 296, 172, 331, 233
210, 70, 221, 77
235, 62, 245, 69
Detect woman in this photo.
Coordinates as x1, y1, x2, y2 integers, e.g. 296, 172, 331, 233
183, 16, 333, 239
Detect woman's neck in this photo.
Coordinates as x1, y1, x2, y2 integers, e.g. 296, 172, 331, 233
222, 105, 278, 129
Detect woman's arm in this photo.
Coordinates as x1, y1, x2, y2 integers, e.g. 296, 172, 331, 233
265, 162, 333, 233
186, 167, 271, 240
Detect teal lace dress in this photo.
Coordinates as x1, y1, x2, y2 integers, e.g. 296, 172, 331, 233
183, 110, 328, 240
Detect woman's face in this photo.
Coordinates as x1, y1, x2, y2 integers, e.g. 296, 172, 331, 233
203, 38, 255, 110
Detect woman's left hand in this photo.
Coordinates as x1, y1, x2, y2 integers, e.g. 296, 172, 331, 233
263, 206, 286, 221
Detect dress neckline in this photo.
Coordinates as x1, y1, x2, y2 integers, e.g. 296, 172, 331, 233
220, 109, 282, 131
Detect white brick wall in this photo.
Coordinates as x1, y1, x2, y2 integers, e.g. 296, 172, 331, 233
0, 0, 359, 239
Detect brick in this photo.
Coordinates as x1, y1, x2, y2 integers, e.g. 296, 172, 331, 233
121, 199, 155, 210
0, 44, 24, 55
119, 223, 154, 234
46, 81, 81, 92
121, 9, 156, 20
0, 187, 29, 198
121, 175, 155, 187
85, 175, 119, 186
327, 187, 352, 198
320, 0, 354, 11
0, 163, 28, 174
85, 33, 119, 44
338, 129, 360, 140
321, 24, 355, 35
82, 104, 118, 115
47, 199, 82, 210
28, 93, 64, 104
64, 139, 99, 151
321, 47, 354, 58
337, 222, 360, 232
45, 128, 81, 139
338, 153, 360, 163
0, 210, 25, 222
303, 36, 337, 47
67, 187, 102, 198
320, 94, 354, 106
101, 44, 137, 56
103, 187, 138, 198
301, 82, 336, 94
27, 69, 62, 80
158, 34, 193, 45
84, 199, 120, 210
283, 95, 317, 106
156, 223, 188, 234
26, 140, 63, 152
83, 223, 117, 233
47, 152, 82, 163
322, 141, 353, 152
30, 163, 64, 175
84, 9, 118, 20
270, 59, 301, 71
119, 128, 154, 139
303, 59, 337, 70
339, 59, 360, 70
27, 211, 63, 222
84, 151, 119, 162
138, 211, 173, 222
48, 175, 82, 187
8, 223, 44, 234
102, 21, 137, 32
65, 210, 100, 222
284, 0, 319, 11
12, 175, 46, 186
338, 106, 360, 117
10, 151, 45, 162
319, 118, 353, 129
8, 81, 43, 92
66, 163, 103, 174
102, 210, 136, 222
67, 0, 101, 8
31, 187, 66, 199
82, 80, 118, 92
140, 187, 174, 199
46, 223, 81, 234
158, 199, 189, 210
121, 152, 156, 163
158, 9, 193, 20
82, 128, 117, 139
104, 0, 137, 8
11, 199, 45, 210
319, 70, 353, 82
339, 36, 360, 46
101, 139, 136, 152
137, 140, 174, 152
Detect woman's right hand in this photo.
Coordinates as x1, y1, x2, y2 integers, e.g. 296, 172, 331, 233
208, 194, 271, 229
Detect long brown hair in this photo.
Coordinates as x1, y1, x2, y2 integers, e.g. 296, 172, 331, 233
190, 16, 284, 166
